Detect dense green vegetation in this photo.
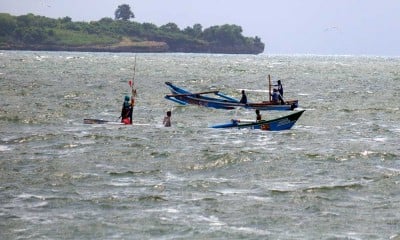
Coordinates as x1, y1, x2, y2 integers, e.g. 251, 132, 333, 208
0, 12, 265, 54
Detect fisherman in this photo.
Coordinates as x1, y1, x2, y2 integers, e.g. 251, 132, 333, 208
163, 110, 172, 127
276, 80, 283, 97
271, 88, 285, 104
239, 90, 247, 104
255, 109, 262, 122
120, 95, 132, 124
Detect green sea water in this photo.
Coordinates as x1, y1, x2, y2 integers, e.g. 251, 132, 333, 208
1, 51, 400, 239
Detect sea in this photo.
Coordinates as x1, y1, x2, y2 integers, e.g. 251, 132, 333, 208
0, 51, 399, 239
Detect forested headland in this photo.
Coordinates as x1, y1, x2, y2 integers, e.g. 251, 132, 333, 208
0, 5, 265, 54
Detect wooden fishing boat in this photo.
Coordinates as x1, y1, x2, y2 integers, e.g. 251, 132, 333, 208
211, 110, 305, 131
84, 118, 124, 124
83, 118, 149, 126
164, 82, 298, 111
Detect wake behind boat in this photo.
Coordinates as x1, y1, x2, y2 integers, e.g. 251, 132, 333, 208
211, 110, 305, 131
164, 81, 298, 111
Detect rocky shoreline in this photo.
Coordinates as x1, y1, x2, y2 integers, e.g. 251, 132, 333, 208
0, 40, 264, 54
0, 43, 260, 54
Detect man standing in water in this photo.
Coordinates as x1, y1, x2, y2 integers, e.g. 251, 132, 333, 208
163, 110, 172, 127
120, 95, 132, 124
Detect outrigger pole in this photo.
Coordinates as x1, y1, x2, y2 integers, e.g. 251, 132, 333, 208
132, 55, 137, 99
127, 55, 137, 124
268, 74, 272, 102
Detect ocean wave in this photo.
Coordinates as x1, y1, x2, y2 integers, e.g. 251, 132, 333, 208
187, 153, 251, 170
302, 182, 363, 192
108, 169, 161, 176
268, 180, 365, 194
0, 145, 12, 151
138, 195, 167, 202
228, 226, 271, 236
2, 52, 400, 238
304, 150, 398, 162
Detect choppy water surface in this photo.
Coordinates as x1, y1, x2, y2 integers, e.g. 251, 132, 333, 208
1, 51, 400, 239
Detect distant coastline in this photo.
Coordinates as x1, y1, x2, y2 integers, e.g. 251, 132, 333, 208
0, 13, 265, 54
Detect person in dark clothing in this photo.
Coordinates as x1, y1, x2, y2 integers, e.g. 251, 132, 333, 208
271, 88, 280, 103
276, 80, 283, 97
163, 110, 172, 127
255, 109, 262, 122
120, 95, 132, 124
271, 88, 285, 105
239, 90, 247, 104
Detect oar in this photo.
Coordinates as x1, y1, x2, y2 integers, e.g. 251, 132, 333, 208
129, 79, 133, 95
130, 56, 138, 123
130, 56, 137, 101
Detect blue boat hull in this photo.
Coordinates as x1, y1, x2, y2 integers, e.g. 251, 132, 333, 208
211, 110, 305, 131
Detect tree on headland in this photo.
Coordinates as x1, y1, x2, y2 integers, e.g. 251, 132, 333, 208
160, 23, 180, 33
203, 24, 244, 45
0, 13, 17, 36
60, 16, 72, 23
115, 4, 135, 21
184, 24, 203, 38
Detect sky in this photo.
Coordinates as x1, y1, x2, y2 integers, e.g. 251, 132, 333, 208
1, 0, 400, 56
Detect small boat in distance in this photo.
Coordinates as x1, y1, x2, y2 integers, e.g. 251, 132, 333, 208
164, 81, 298, 111
211, 110, 305, 131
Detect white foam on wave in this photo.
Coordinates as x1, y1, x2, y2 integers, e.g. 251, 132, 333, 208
165, 172, 186, 181
236, 88, 269, 93
164, 208, 179, 213
373, 137, 387, 142
144, 207, 180, 214
229, 226, 271, 235
360, 150, 375, 156
286, 146, 304, 151
247, 195, 273, 202
0, 145, 12, 151
392, 128, 400, 133
108, 181, 132, 187
217, 188, 253, 195
198, 215, 226, 226
376, 165, 400, 174
18, 193, 46, 200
